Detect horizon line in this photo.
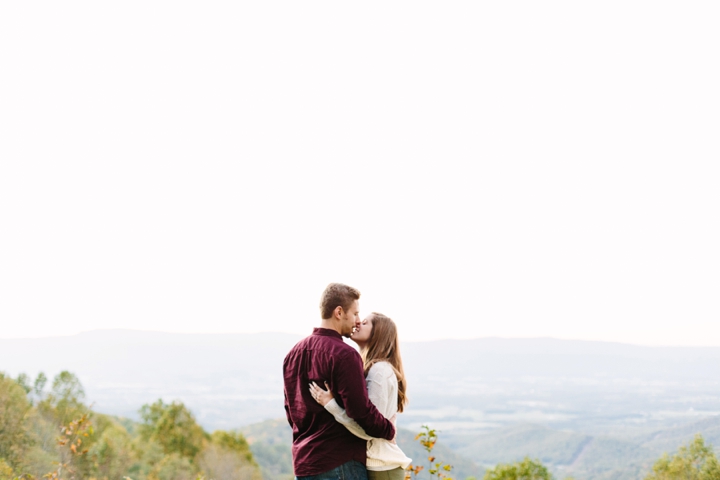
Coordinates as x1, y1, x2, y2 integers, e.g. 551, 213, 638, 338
2, 328, 720, 349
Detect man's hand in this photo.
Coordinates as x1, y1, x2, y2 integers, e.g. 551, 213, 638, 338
309, 381, 334, 406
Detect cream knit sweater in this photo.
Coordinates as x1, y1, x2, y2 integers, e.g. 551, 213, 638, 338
324, 361, 412, 471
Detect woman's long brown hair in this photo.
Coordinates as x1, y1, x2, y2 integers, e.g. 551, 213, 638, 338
360, 312, 408, 413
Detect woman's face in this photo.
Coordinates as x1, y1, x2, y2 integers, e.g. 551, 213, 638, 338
350, 314, 373, 346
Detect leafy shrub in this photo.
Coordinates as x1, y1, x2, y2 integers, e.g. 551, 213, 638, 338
482, 457, 552, 480
645, 434, 720, 480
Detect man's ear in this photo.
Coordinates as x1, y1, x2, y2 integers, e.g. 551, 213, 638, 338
333, 306, 344, 320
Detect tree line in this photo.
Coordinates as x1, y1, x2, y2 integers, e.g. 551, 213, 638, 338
0, 371, 260, 480
2, 369, 719, 480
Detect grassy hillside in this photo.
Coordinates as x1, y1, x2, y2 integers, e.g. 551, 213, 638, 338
447, 423, 590, 466
634, 416, 720, 454
241, 419, 294, 480
443, 417, 720, 480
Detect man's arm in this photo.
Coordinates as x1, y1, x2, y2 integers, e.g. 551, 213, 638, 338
333, 351, 395, 440
282, 354, 295, 429
284, 388, 294, 428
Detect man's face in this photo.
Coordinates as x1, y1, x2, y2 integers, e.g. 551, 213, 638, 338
339, 300, 361, 338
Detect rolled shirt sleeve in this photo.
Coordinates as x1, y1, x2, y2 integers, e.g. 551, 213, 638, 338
333, 350, 395, 441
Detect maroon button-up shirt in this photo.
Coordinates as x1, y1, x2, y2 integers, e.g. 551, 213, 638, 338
283, 328, 396, 476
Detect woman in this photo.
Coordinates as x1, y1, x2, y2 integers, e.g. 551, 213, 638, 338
309, 312, 412, 480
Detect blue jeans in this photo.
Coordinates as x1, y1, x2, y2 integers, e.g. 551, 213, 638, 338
297, 460, 368, 480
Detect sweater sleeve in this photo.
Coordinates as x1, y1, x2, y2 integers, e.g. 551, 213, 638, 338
366, 362, 395, 419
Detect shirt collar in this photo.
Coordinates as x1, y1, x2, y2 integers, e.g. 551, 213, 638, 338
312, 327, 343, 340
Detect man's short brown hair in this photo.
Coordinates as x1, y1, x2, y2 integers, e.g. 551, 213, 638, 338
320, 283, 361, 320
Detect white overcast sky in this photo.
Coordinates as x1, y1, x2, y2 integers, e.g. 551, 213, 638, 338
1, 1, 718, 346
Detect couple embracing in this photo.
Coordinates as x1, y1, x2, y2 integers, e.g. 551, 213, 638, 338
283, 283, 412, 480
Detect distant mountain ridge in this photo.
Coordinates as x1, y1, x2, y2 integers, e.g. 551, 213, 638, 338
1, 330, 719, 429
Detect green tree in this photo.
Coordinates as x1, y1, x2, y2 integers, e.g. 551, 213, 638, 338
197, 431, 261, 480
86, 420, 136, 479
0, 373, 32, 470
31, 372, 48, 405
140, 400, 207, 460
645, 434, 720, 480
198, 444, 260, 480
14, 374, 31, 395
39, 371, 86, 424
38, 411, 94, 480
483, 457, 553, 480
147, 453, 195, 480
210, 430, 255, 463
0, 458, 15, 480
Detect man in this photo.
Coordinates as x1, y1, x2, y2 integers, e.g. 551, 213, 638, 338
283, 283, 396, 479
